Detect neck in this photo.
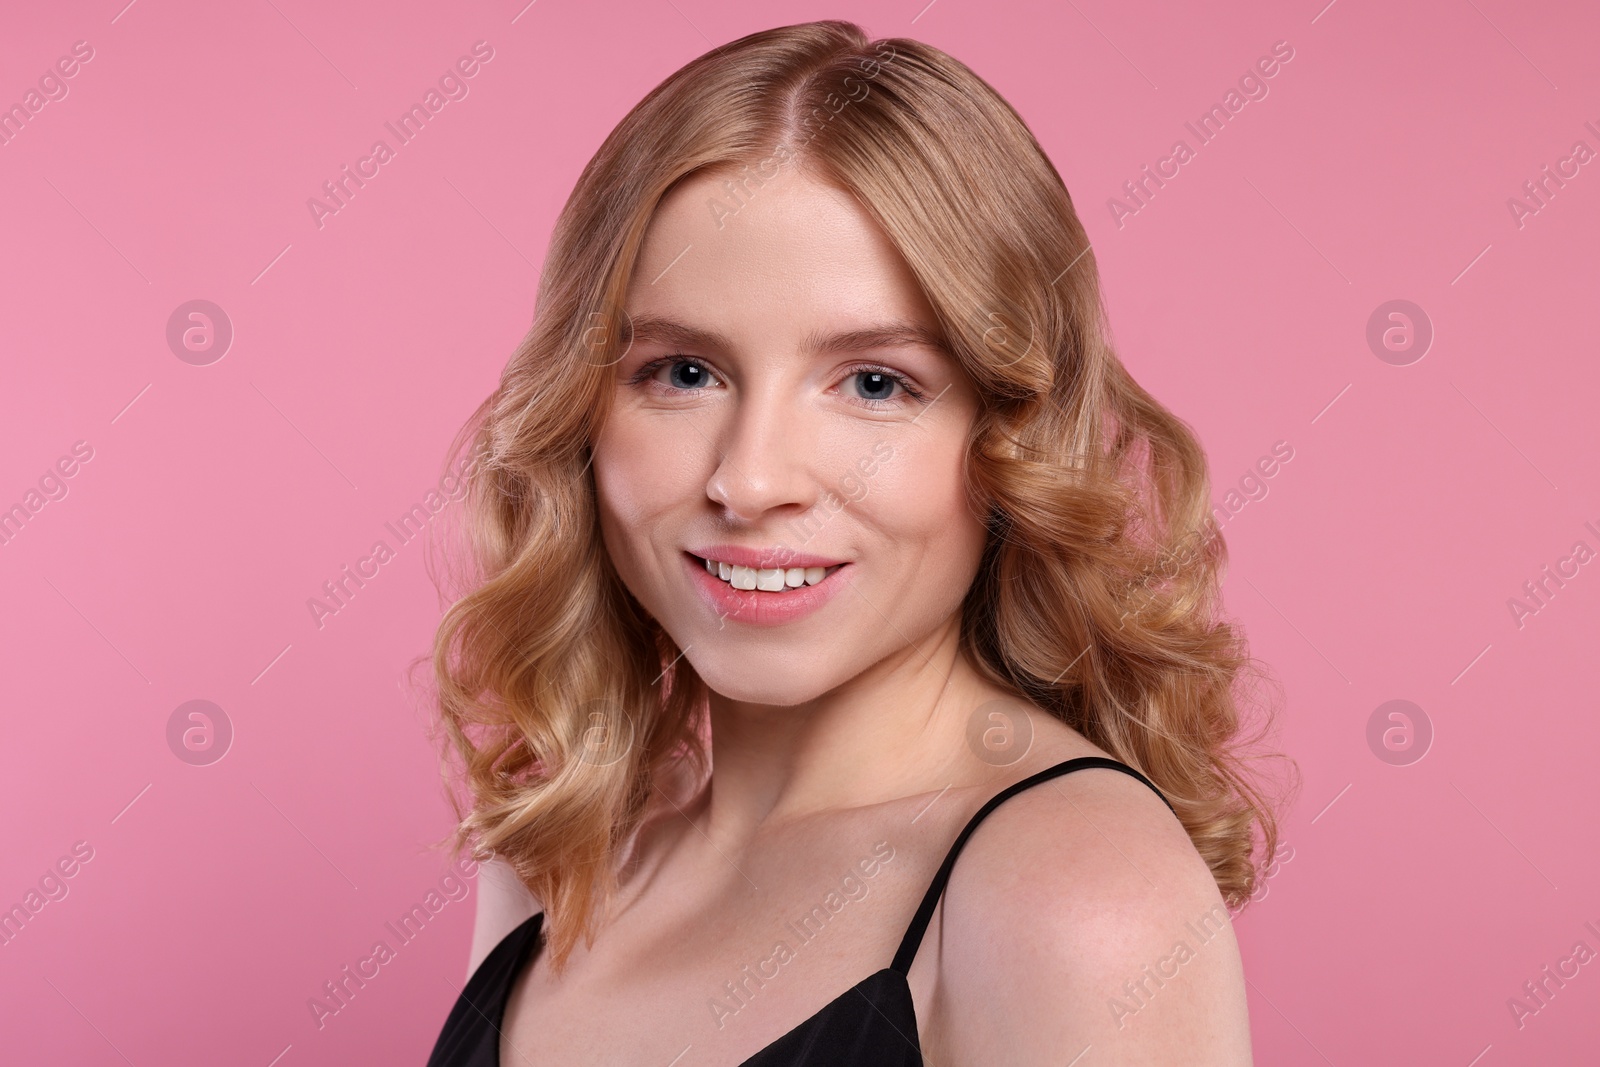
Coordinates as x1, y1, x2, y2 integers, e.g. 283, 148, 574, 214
697, 616, 1009, 842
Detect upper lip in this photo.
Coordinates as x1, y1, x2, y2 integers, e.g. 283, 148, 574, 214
688, 545, 847, 569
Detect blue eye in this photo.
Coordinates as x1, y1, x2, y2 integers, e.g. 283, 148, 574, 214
843, 364, 927, 408
661, 358, 714, 390
627, 355, 926, 408
850, 369, 901, 403
625, 355, 719, 391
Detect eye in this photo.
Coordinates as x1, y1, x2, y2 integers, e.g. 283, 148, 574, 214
630, 355, 721, 392
844, 365, 926, 407
626, 355, 927, 408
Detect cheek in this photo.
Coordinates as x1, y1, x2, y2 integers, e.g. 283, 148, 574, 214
865, 436, 986, 578
592, 410, 702, 526
591, 408, 715, 601
590, 430, 657, 588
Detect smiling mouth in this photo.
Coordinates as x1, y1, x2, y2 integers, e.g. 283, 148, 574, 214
691, 553, 847, 592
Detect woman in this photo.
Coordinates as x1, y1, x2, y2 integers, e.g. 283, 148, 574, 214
424, 19, 1290, 1066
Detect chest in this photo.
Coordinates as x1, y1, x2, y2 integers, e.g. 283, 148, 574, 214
498, 831, 941, 1066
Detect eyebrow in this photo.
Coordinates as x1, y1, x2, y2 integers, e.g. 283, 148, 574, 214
623, 314, 950, 359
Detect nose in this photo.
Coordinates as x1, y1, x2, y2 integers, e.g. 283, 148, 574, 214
704, 392, 819, 522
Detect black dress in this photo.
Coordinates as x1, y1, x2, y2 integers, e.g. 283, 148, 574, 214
426, 756, 1176, 1066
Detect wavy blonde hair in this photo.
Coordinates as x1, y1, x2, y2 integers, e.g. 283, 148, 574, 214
423, 19, 1297, 972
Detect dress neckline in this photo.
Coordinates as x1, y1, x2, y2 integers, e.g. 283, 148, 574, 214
495, 912, 917, 1066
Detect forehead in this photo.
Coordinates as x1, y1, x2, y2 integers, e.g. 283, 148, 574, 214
624, 166, 940, 340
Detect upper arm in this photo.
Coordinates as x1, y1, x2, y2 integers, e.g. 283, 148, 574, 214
469, 855, 540, 977
927, 769, 1252, 1066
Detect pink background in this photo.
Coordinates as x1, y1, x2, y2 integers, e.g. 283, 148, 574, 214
2, 0, 1596, 1063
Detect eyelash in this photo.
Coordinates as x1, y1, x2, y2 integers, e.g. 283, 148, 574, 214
627, 354, 928, 408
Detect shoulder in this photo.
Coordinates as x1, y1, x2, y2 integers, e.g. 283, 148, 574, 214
469, 855, 541, 976
925, 760, 1252, 1064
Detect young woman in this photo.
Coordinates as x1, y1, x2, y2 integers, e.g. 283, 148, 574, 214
424, 20, 1289, 1067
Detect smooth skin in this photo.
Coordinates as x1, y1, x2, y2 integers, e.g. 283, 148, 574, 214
476, 158, 1253, 1066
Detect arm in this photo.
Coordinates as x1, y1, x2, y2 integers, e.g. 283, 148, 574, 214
468, 854, 540, 977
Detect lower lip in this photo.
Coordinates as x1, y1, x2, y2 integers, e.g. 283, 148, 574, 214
683, 553, 850, 627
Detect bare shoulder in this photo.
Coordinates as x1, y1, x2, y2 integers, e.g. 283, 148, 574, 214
924, 760, 1253, 1065
468, 855, 541, 976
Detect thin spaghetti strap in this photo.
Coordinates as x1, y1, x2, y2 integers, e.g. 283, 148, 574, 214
888, 756, 1175, 976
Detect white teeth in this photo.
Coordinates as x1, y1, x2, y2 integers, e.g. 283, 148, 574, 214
699, 556, 840, 590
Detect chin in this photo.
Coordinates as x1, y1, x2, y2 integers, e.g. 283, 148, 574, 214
690, 658, 836, 708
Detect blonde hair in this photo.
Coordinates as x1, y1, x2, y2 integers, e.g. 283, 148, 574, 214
424, 19, 1296, 972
